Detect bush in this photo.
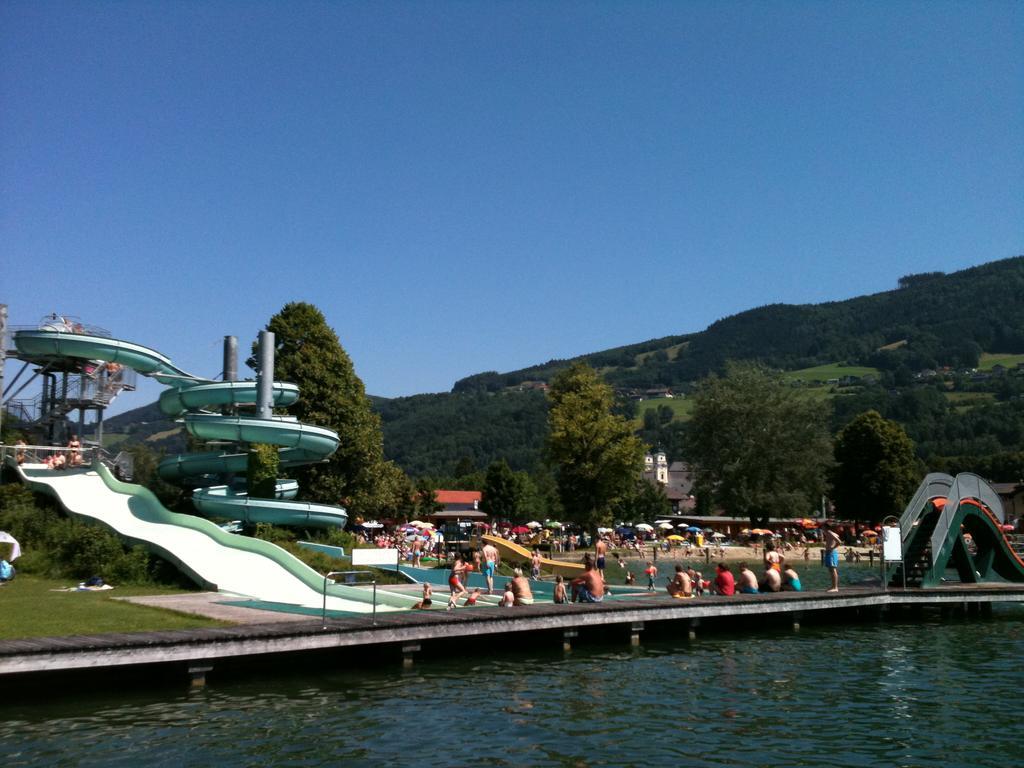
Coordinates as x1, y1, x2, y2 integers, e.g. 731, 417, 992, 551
0, 484, 183, 586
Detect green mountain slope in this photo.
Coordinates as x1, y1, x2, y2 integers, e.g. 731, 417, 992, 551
454, 256, 1024, 393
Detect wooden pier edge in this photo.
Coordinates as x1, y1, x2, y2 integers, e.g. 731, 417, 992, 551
2, 586, 1022, 681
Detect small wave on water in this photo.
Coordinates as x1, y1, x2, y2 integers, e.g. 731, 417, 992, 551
1, 608, 1022, 767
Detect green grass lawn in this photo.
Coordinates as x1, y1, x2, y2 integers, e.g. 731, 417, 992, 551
0, 575, 231, 640
978, 353, 1024, 371
781, 363, 880, 382
635, 396, 695, 425
945, 391, 997, 412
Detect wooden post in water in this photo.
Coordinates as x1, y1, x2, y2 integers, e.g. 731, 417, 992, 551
687, 618, 699, 641
629, 622, 644, 646
401, 643, 420, 669
562, 629, 578, 653
791, 611, 803, 632
188, 664, 213, 689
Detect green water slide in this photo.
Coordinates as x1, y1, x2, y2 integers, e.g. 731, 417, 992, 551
13, 329, 348, 529
894, 472, 1024, 587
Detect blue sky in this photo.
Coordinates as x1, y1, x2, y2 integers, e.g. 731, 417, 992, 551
2, 1, 1021, 413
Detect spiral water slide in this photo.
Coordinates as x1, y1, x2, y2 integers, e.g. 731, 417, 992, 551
10, 329, 403, 611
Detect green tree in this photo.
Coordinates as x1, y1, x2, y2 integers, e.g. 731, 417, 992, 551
253, 302, 404, 517
480, 459, 524, 520
415, 477, 444, 517
832, 410, 919, 523
545, 363, 645, 535
247, 443, 280, 500
613, 479, 672, 522
687, 361, 833, 527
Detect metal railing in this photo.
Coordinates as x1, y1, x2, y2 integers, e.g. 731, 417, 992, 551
322, 570, 377, 628
11, 316, 112, 337
0, 442, 97, 471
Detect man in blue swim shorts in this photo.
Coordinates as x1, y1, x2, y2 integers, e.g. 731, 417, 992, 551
822, 521, 841, 592
571, 554, 606, 603
482, 541, 499, 595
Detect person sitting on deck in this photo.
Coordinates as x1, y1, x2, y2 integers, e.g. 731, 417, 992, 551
714, 563, 735, 596
553, 575, 568, 604
737, 563, 759, 594
500, 581, 515, 607
782, 566, 802, 592
510, 567, 534, 605
571, 554, 605, 603
760, 565, 782, 593
666, 565, 692, 598
413, 582, 433, 609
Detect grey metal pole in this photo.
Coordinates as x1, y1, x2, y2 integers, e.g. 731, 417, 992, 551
0, 304, 6, 438
256, 331, 274, 419
222, 335, 237, 383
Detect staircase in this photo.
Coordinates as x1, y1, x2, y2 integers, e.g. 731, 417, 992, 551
889, 510, 941, 587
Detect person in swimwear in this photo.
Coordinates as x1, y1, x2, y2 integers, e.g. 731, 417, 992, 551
509, 567, 535, 605
737, 563, 760, 594
447, 553, 469, 609
763, 541, 784, 573
463, 587, 482, 606
553, 575, 568, 604
782, 566, 802, 591
571, 554, 605, 603
413, 582, 433, 609
822, 522, 842, 592
595, 537, 608, 581
666, 565, 692, 598
482, 540, 500, 594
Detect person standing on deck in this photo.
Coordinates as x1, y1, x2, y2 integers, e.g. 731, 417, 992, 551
822, 522, 842, 593
595, 536, 608, 582
482, 540, 500, 595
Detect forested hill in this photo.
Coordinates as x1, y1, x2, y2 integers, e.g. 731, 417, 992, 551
453, 256, 1024, 393
94, 255, 1024, 479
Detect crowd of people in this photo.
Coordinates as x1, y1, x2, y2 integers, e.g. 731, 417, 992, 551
425, 521, 846, 611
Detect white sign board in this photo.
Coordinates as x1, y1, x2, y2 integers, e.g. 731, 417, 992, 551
351, 548, 399, 567
882, 526, 902, 562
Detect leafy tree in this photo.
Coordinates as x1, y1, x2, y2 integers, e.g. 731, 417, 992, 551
415, 477, 444, 517
613, 480, 671, 522
252, 302, 405, 517
687, 362, 833, 527
247, 443, 280, 500
832, 410, 919, 523
480, 459, 524, 520
545, 363, 645, 535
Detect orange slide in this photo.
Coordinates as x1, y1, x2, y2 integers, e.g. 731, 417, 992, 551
482, 534, 585, 577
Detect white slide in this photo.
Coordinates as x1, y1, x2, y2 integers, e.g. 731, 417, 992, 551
11, 460, 399, 613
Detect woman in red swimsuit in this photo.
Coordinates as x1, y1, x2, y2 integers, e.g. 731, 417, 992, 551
447, 553, 469, 609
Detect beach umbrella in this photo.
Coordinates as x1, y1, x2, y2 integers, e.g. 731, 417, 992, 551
711, 532, 726, 539
686, 526, 703, 533
658, 522, 674, 530
597, 527, 613, 534
667, 534, 685, 541
511, 525, 531, 534
635, 523, 654, 532
526, 521, 542, 529
861, 530, 878, 537
545, 521, 563, 529
675, 523, 689, 529
360, 521, 383, 529
472, 521, 490, 529
751, 528, 774, 536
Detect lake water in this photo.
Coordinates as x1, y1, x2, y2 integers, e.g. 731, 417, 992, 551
2, 591, 1022, 768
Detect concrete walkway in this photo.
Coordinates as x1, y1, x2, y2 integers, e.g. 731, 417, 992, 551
115, 592, 317, 624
